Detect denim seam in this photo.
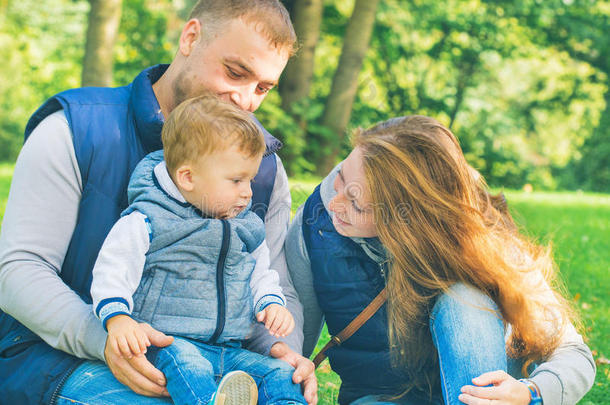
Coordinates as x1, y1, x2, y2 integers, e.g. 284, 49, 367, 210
161, 348, 210, 404
56, 395, 91, 405
219, 347, 225, 378
430, 321, 453, 404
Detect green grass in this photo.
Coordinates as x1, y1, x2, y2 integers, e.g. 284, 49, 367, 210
0, 163, 13, 222
289, 178, 610, 405
0, 167, 607, 403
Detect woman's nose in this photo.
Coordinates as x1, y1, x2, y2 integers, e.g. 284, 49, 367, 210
329, 193, 346, 213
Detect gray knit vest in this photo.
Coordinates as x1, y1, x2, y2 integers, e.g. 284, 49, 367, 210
124, 151, 265, 343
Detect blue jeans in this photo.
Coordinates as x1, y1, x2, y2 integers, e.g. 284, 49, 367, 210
430, 283, 507, 405
151, 337, 305, 405
56, 361, 172, 405
58, 337, 305, 405
349, 283, 508, 405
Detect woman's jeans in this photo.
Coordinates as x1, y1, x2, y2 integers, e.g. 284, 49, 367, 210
57, 337, 306, 405
349, 283, 510, 405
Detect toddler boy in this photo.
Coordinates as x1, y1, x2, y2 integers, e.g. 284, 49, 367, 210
91, 94, 306, 405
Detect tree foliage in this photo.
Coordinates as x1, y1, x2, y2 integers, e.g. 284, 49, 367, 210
0, 0, 608, 191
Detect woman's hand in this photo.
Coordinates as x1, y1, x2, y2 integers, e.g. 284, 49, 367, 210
104, 322, 174, 397
270, 341, 318, 405
459, 370, 532, 404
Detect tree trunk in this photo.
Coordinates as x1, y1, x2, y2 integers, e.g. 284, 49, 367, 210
82, 0, 123, 87
279, 0, 324, 111
318, 0, 380, 175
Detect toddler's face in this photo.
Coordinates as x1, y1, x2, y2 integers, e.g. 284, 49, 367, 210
186, 145, 262, 218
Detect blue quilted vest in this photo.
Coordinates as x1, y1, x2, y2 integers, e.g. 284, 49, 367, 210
302, 186, 407, 404
125, 151, 264, 342
0, 65, 281, 404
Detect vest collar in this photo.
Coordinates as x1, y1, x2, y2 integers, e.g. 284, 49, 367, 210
130, 64, 168, 153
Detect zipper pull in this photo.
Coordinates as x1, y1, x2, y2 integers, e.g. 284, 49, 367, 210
379, 260, 389, 282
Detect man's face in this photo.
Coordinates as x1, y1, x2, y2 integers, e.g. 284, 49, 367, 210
174, 18, 290, 112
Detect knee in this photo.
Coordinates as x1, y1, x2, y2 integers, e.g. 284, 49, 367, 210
430, 283, 504, 341
155, 338, 210, 371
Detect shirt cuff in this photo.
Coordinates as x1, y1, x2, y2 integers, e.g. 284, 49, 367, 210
96, 298, 131, 331
254, 294, 286, 314
530, 370, 563, 405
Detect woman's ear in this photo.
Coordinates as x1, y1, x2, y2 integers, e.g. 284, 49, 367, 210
174, 165, 195, 192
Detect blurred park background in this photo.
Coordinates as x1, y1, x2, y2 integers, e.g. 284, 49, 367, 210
0, 0, 608, 403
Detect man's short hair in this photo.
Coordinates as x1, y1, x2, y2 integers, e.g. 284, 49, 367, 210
189, 0, 297, 55
162, 93, 266, 174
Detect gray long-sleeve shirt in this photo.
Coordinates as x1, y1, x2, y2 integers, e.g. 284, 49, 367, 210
0, 110, 304, 363
285, 165, 596, 405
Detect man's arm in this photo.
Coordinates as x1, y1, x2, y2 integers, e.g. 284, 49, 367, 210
0, 110, 107, 361
246, 155, 304, 355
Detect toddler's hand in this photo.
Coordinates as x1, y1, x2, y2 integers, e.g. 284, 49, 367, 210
256, 304, 295, 338
106, 314, 151, 359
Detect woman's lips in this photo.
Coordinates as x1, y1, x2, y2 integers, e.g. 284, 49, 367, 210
333, 214, 350, 227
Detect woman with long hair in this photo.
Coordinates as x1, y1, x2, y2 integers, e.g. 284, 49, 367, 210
286, 116, 595, 404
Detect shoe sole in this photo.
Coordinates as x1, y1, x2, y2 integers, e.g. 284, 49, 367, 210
214, 370, 258, 405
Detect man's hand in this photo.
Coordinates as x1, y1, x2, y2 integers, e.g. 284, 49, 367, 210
270, 341, 318, 405
256, 304, 295, 337
104, 322, 174, 397
459, 370, 532, 405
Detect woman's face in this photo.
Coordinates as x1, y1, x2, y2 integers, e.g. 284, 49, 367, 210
329, 147, 378, 238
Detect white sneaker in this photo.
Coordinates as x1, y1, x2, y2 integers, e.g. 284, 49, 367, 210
208, 370, 258, 405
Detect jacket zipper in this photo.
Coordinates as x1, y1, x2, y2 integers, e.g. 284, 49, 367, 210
48, 359, 83, 405
209, 220, 230, 344
379, 260, 388, 283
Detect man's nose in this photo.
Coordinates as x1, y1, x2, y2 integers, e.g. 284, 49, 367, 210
230, 87, 254, 112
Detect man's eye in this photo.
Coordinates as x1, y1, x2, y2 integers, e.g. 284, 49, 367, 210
351, 200, 363, 213
257, 85, 270, 94
232, 179, 241, 184
227, 67, 243, 79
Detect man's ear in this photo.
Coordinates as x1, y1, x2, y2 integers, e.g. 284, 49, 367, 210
174, 165, 195, 191
179, 18, 202, 57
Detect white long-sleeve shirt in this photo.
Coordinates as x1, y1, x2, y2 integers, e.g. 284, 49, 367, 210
90, 161, 285, 328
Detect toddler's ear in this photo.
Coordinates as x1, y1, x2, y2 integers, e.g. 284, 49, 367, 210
174, 165, 194, 191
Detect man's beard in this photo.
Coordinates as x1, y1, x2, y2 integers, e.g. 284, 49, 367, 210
171, 74, 195, 111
